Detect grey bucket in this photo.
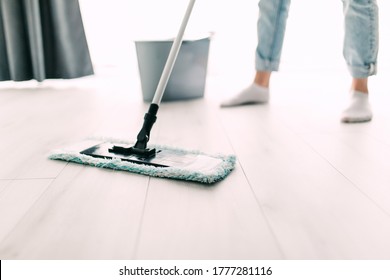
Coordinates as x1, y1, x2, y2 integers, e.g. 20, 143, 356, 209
135, 36, 210, 102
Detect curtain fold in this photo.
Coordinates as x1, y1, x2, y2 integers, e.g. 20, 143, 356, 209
0, 0, 93, 82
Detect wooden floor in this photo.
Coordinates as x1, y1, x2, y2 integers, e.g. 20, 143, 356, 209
1, 61, 390, 260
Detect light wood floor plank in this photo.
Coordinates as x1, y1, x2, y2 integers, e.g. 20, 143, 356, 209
0, 165, 149, 259
137, 170, 283, 259
301, 132, 390, 216
0, 179, 52, 245
0, 87, 103, 179
0, 180, 11, 194
220, 104, 390, 259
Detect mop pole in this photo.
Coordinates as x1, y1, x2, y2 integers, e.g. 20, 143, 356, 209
152, 0, 196, 105
109, 0, 197, 157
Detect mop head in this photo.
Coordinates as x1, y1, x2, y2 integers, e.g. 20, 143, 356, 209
49, 138, 236, 184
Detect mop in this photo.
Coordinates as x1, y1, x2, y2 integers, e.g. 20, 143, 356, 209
49, 0, 236, 184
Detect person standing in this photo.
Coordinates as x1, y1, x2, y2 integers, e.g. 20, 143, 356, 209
221, 0, 379, 123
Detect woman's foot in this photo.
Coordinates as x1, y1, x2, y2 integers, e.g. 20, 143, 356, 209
220, 83, 269, 107
341, 91, 372, 123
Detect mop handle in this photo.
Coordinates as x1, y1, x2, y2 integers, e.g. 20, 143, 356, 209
152, 0, 196, 105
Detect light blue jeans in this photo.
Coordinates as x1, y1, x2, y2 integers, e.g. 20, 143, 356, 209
256, 0, 379, 78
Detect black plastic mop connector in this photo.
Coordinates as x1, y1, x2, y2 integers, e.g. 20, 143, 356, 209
109, 104, 159, 158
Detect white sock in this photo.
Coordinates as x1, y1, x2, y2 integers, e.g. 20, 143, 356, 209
341, 90, 372, 123
220, 83, 269, 107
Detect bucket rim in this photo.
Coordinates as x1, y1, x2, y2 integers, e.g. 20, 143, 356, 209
133, 32, 214, 43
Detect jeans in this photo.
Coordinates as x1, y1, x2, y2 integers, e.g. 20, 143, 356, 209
255, 0, 379, 78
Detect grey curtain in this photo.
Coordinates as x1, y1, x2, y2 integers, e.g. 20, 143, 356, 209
0, 0, 93, 82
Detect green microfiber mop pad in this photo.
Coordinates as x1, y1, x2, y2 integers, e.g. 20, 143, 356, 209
49, 138, 236, 184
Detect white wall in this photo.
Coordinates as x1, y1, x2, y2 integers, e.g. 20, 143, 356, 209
79, 0, 390, 80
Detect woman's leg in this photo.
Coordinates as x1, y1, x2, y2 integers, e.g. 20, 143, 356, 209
341, 0, 379, 122
221, 0, 291, 107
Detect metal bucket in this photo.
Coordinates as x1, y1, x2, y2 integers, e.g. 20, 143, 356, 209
135, 36, 210, 102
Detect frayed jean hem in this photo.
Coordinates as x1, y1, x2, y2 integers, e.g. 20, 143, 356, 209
255, 56, 280, 72
348, 63, 377, 78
